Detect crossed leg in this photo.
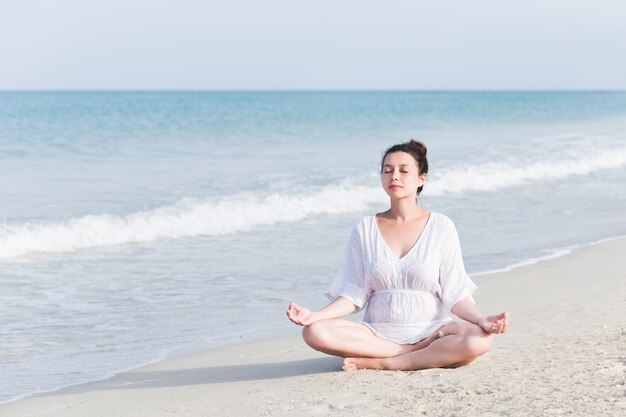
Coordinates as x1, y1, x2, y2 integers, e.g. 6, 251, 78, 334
302, 319, 444, 358
342, 322, 493, 371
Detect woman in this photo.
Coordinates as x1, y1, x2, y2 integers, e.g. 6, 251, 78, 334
286, 140, 508, 371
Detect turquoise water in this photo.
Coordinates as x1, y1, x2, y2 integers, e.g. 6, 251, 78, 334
1, 91, 626, 403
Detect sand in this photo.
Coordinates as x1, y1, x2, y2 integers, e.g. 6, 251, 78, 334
1, 238, 624, 417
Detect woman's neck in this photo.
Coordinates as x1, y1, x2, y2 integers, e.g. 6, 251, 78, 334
383, 198, 426, 221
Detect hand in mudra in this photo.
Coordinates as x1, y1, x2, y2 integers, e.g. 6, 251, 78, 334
286, 302, 316, 326
478, 312, 509, 334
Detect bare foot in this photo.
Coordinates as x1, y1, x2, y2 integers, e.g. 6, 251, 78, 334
342, 357, 387, 371
342, 358, 359, 371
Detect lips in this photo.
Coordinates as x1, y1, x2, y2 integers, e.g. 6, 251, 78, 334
389, 185, 402, 190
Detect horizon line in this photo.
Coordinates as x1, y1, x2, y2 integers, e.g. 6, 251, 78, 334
1, 88, 625, 93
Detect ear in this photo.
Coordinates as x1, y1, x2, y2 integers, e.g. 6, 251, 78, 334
418, 173, 428, 185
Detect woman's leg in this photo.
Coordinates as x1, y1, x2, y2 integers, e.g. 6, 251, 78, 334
342, 322, 493, 370
302, 319, 442, 358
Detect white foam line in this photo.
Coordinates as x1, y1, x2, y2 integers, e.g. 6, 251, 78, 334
0, 183, 385, 259
473, 234, 626, 277
427, 146, 626, 195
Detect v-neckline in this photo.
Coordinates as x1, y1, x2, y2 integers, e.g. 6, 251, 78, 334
374, 212, 433, 261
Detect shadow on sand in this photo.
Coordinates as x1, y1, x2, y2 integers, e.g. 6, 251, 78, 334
53, 356, 343, 395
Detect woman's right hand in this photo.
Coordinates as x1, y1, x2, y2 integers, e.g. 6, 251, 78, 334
286, 302, 317, 326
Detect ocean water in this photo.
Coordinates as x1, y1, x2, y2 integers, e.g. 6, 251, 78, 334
1, 91, 626, 403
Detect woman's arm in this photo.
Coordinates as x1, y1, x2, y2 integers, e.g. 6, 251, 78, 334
286, 296, 358, 326
452, 297, 509, 334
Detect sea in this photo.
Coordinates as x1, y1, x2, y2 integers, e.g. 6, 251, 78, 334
1, 91, 626, 404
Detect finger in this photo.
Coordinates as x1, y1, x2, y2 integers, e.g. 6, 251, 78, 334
286, 308, 299, 321
286, 303, 303, 319
496, 322, 504, 333
501, 316, 509, 333
491, 320, 499, 332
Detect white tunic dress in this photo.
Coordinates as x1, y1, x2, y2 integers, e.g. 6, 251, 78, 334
325, 212, 477, 344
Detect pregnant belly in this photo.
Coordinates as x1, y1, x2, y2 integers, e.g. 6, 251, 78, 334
366, 290, 442, 324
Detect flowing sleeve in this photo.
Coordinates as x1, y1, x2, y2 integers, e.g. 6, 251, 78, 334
324, 220, 369, 312
438, 218, 477, 313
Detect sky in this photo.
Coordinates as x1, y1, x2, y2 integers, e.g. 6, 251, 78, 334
1, 0, 625, 90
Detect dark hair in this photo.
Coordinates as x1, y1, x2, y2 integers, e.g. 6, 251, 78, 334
380, 139, 429, 195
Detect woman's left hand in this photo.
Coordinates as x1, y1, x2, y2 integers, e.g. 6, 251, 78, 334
478, 312, 509, 334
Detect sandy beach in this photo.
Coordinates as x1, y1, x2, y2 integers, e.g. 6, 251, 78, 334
2, 237, 625, 417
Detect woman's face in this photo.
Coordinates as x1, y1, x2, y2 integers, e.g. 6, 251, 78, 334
381, 151, 427, 199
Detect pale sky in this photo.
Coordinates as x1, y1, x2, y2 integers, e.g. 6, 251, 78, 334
1, 0, 625, 90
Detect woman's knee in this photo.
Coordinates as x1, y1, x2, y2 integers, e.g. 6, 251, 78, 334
302, 320, 332, 350
461, 333, 493, 359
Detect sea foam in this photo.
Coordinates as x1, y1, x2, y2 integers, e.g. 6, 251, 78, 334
1, 146, 625, 259
0, 184, 382, 259
430, 145, 626, 195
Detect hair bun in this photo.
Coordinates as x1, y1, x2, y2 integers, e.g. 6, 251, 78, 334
408, 139, 427, 156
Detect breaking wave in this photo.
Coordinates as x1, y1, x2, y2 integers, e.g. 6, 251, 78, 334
2, 146, 625, 259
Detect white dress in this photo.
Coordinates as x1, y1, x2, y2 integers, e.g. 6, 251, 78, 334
325, 212, 477, 344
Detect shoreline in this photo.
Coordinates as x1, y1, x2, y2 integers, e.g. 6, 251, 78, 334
0, 232, 622, 405
472, 232, 626, 277
1, 235, 625, 416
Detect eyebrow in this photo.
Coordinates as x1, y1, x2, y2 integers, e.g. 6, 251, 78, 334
383, 164, 412, 168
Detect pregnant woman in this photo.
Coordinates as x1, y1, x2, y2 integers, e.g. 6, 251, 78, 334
286, 139, 508, 371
